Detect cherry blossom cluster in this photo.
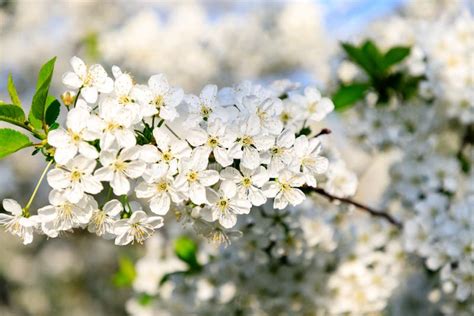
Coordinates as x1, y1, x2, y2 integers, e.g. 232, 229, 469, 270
1, 56, 334, 246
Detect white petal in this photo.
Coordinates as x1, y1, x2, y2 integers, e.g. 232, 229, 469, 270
125, 161, 146, 179
189, 184, 206, 205
149, 194, 171, 215
2, 199, 22, 215
111, 172, 130, 195
220, 180, 237, 199
71, 56, 87, 77
241, 147, 260, 169
62, 72, 83, 89
47, 169, 70, 189
81, 86, 99, 104
219, 211, 237, 229
78, 142, 99, 160
199, 170, 220, 186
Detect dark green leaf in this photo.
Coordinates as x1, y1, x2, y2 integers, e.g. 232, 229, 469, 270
383, 46, 411, 69
332, 83, 369, 111
0, 104, 25, 125
30, 57, 56, 130
112, 257, 136, 288
45, 96, 61, 126
7, 74, 22, 107
0, 128, 32, 159
174, 236, 200, 270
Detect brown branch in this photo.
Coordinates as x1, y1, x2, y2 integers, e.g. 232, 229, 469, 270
306, 187, 403, 229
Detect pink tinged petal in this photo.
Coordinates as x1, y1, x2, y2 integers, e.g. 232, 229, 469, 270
219, 211, 237, 229
220, 180, 237, 199
111, 172, 130, 195
214, 147, 233, 167
54, 146, 78, 165
125, 161, 146, 179
62, 72, 83, 89
150, 194, 171, 215
199, 170, 219, 186
47, 169, 70, 189
81, 86, 99, 104
189, 184, 206, 205
2, 199, 22, 215
241, 147, 260, 170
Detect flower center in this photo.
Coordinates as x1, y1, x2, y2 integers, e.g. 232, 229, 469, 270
70, 169, 82, 182
280, 111, 291, 123
119, 95, 132, 105
241, 135, 253, 147
271, 146, 283, 156
242, 177, 252, 188
217, 198, 229, 211
307, 101, 317, 113
131, 223, 151, 244
200, 105, 212, 118
153, 95, 164, 108
113, 161, 127, 172
187, 171, 199, 182
156, 180, 169, 192
162, 151, 173, 162
83, 72, 93, 86
207, 136, 219, 148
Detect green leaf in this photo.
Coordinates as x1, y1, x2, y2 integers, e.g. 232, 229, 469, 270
0, 104, 26, 125
0, 128, 32, 159
44, 96, 61, 126
174, 236, 200, 270
7, 74, 22, 107
112, 256, 136, 288
30, 57, 56, 130
383, 46, 411, 69
332, 83, 369, 111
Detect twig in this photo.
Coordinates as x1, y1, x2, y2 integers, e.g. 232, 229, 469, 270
306, 187, 403, 228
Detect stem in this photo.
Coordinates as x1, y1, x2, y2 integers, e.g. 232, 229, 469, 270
73, 87, 82, 108
23, 160, 53, 216
306, 187, 402, 228
165, 124, 182, 140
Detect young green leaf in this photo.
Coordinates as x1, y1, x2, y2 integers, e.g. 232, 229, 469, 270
112, 256, 137, 288
174, 236, 200, 270
7, 74, 22, 107
332, 83, 369, 111
0, 128, 32, 159
361, 40, 385, 77
29, 57, 56, 129
0, 104, 26, 125
45, 96, 61, 126
383, 46, 411, 70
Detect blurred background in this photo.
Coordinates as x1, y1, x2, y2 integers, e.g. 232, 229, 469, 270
0, 0, 471, 315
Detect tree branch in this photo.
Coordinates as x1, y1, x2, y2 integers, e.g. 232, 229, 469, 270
306, 187, 403, 228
